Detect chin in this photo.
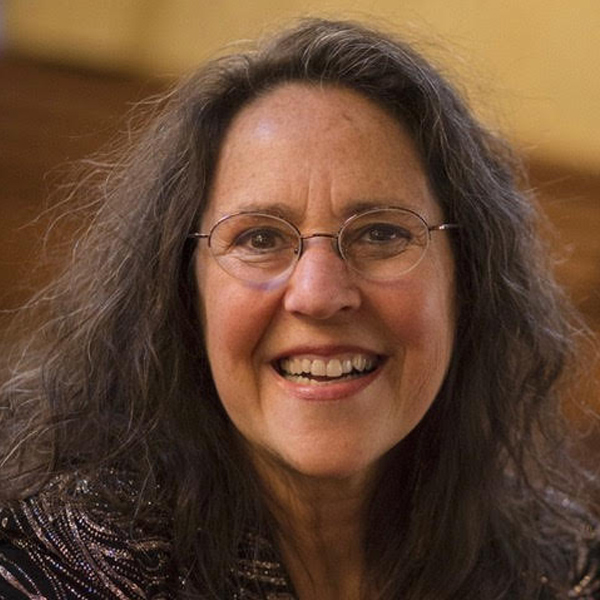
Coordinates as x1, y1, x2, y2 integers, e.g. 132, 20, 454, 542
269, 444, 389, 484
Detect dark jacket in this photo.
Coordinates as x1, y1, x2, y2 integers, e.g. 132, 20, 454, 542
0, 471, 598, 599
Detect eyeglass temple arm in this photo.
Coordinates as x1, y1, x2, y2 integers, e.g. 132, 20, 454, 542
188, 233, 209, 239
428, 223, 460, 232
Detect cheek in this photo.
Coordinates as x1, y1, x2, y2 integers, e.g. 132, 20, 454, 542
376, 274, 456, 396
197, 260, 277, 379
197, 270, 260, 425
379, 278, 454, 346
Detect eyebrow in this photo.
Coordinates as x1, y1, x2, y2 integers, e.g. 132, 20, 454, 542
231, 202, 299, 220
217, 198, 428, 223
339, 200, 405, 219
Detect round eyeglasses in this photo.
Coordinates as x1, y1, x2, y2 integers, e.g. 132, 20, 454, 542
188, 207, 459, 285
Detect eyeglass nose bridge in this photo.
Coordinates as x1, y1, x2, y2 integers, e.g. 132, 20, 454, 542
295, 232, 344, 262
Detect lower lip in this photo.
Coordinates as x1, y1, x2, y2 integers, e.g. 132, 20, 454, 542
273, 364, 383, 401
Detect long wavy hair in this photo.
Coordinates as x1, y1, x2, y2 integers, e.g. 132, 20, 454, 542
1, 17, 596, 599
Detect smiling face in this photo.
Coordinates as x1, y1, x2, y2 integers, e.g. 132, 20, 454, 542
195, 84, 456, 484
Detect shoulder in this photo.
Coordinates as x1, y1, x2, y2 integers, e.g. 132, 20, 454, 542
565, 511, 600, 598
541, 493, 600, 598
0, 470, 175, 599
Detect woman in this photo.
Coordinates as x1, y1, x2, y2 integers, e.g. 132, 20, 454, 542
0, 17, 598, 599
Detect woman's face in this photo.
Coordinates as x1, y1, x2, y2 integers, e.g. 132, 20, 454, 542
195, 84, 456, 483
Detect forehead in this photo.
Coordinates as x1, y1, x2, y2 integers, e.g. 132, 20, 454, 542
230, 83, 399, 141
205, 83, 441, 223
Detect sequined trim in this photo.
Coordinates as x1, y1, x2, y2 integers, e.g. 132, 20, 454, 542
549, 493, 600, 598
566, 523, 600, 598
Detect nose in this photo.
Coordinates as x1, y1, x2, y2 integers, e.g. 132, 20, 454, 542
283, 237, 361, 319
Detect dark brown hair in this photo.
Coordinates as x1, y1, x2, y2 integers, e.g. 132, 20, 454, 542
1, 17, 596, 599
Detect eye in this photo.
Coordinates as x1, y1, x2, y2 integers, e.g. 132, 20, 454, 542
232, 227, 290, 252
344, 218, 416, 261
360, 223, 412, 244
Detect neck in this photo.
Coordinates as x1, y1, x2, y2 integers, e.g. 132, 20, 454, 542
252, 455, 379, 599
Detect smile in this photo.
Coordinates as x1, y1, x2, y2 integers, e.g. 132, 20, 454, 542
276, 353, 381, 384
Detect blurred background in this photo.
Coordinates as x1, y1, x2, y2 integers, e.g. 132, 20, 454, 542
0, 1, 598, 437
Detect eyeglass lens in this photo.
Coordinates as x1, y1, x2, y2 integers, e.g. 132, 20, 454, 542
208, 209, 430, 283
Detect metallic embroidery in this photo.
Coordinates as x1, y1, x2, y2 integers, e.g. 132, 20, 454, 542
0, 470, 294, 598
0, 472, 598, 598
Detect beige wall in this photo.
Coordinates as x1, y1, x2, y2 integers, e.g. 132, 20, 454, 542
5, 0, 599, 171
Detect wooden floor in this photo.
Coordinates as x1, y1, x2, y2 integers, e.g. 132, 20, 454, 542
1, 55, 599, 438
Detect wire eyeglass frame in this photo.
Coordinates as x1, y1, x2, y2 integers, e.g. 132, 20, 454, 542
188, 206, 459, 284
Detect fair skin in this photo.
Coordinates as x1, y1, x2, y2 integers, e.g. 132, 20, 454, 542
196, 84, 456, 598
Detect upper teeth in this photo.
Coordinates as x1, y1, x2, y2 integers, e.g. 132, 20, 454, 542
280, 355, 375, 378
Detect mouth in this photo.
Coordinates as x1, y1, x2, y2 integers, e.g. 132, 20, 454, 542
275, 353, 383, 385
